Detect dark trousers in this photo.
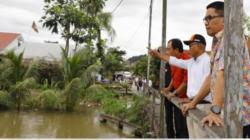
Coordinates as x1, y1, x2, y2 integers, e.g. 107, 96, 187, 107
165, 98, 175, 138
243, 125, 250, 138
165, 98, 189, 138
173, 104, 189, 138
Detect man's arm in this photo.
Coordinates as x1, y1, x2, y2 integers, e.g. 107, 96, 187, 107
212, 70, 224, 108
175, 82, 187, 95
182, 75, 211, 115
175, 68, 188, 96
149, 49, 188, 69
162, 80, 173, 96
182, 57, 211, 114
201, 70, 224, 127
148, 49, 170, 63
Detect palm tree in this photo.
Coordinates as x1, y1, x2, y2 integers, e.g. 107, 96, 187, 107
96, 12, 116, 63
79, 0, 105, 16
61, 46, 100, 84
79, 0, 116, 63
60, 47, 102, 111
1, 51, 37, 111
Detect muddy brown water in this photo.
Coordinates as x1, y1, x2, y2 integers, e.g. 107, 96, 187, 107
0, 108, 132, 138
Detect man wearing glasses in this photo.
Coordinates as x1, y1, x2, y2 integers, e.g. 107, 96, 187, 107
149, 34, 212, 138
182, 1, 250, 137
182, 1, 225, 128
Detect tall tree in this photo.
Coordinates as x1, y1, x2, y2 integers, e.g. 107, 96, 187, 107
96, 12, 116, 63
79, 0, 116, 63
41, 0, 99, 56
102, 47, 126, 79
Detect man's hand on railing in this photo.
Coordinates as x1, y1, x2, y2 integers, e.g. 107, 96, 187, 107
161, 87, 170, 94
160, 87, 170, 97
166, 93, 176, 100
182, 102, 196, 116
201, 113, 224, 127
160, 88, 175, 100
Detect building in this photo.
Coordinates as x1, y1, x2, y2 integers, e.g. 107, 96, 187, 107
0, 32, 23, 52
0, 32, 74, 61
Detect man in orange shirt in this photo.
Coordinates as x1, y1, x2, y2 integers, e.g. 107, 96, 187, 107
162, 38, 190, 138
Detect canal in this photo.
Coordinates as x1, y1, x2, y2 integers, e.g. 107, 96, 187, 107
0, 107, 131, 138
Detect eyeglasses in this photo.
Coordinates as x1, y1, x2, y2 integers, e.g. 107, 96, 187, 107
203, 15, 223, 23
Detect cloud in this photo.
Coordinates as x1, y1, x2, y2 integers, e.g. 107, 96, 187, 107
103, 0, 219, 58
0, 0, 250, 58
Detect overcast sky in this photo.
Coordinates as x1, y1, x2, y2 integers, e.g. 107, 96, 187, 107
0, 0, 250, 58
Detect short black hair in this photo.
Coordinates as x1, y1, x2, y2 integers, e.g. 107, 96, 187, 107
168, 38, 183, 53
207, 1, 224, 16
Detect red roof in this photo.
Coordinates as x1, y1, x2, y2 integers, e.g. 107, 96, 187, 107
0, 32, 20, 49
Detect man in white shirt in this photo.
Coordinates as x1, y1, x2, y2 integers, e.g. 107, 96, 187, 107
149, 34, 212, 138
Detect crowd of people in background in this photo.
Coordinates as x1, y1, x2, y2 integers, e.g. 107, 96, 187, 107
134, 77, 152, 91
112, 73, 152, 92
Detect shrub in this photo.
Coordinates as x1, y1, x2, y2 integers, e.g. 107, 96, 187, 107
39, 89, 61, 111
23, 96, 39, 110
102, 97, 128, 119
63, 78, 81, 111
127, 96, 150, 124
84, 84, 110, 102
0, 91, 10, 109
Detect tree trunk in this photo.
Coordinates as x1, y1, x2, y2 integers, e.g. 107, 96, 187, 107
146, 0, 153, 91
224, 0, 244, 138
65, 25, 70, 57
17, 95, 21, 111
97, 28, 105, 64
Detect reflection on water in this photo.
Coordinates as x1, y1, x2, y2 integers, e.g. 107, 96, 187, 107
0, 108, 131, 138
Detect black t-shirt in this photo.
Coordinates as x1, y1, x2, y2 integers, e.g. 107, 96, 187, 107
154, 59, 172, 87
164, 63, 172, 87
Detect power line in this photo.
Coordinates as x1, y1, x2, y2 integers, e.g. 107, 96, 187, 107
111, 0, 124, 13
124, 0, 157, 49
124, 12, 149, 48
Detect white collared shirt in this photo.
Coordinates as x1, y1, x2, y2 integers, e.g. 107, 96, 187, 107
169, 52, 212, 102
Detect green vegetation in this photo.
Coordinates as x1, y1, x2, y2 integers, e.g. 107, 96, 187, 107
102, 47, 126, 80
38, 89, 61, 111
0, 91, 10, 109
0, 47, 129, 113
0, 51, 38, 110
0, 0, 152, 137
243, 12, 250, 37
84, 84, 111, 102
0, 49, 151, 136
102, 97, 127, 119
132, 55, 161, 88
63, 78, 81, 111
83, 84, 150, 135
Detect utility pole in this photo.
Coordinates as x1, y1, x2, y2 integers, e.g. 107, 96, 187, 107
159, 0, 167, 137
146, 0, 155, 132
146, 0, 153, 92
224, 0, 244, 138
